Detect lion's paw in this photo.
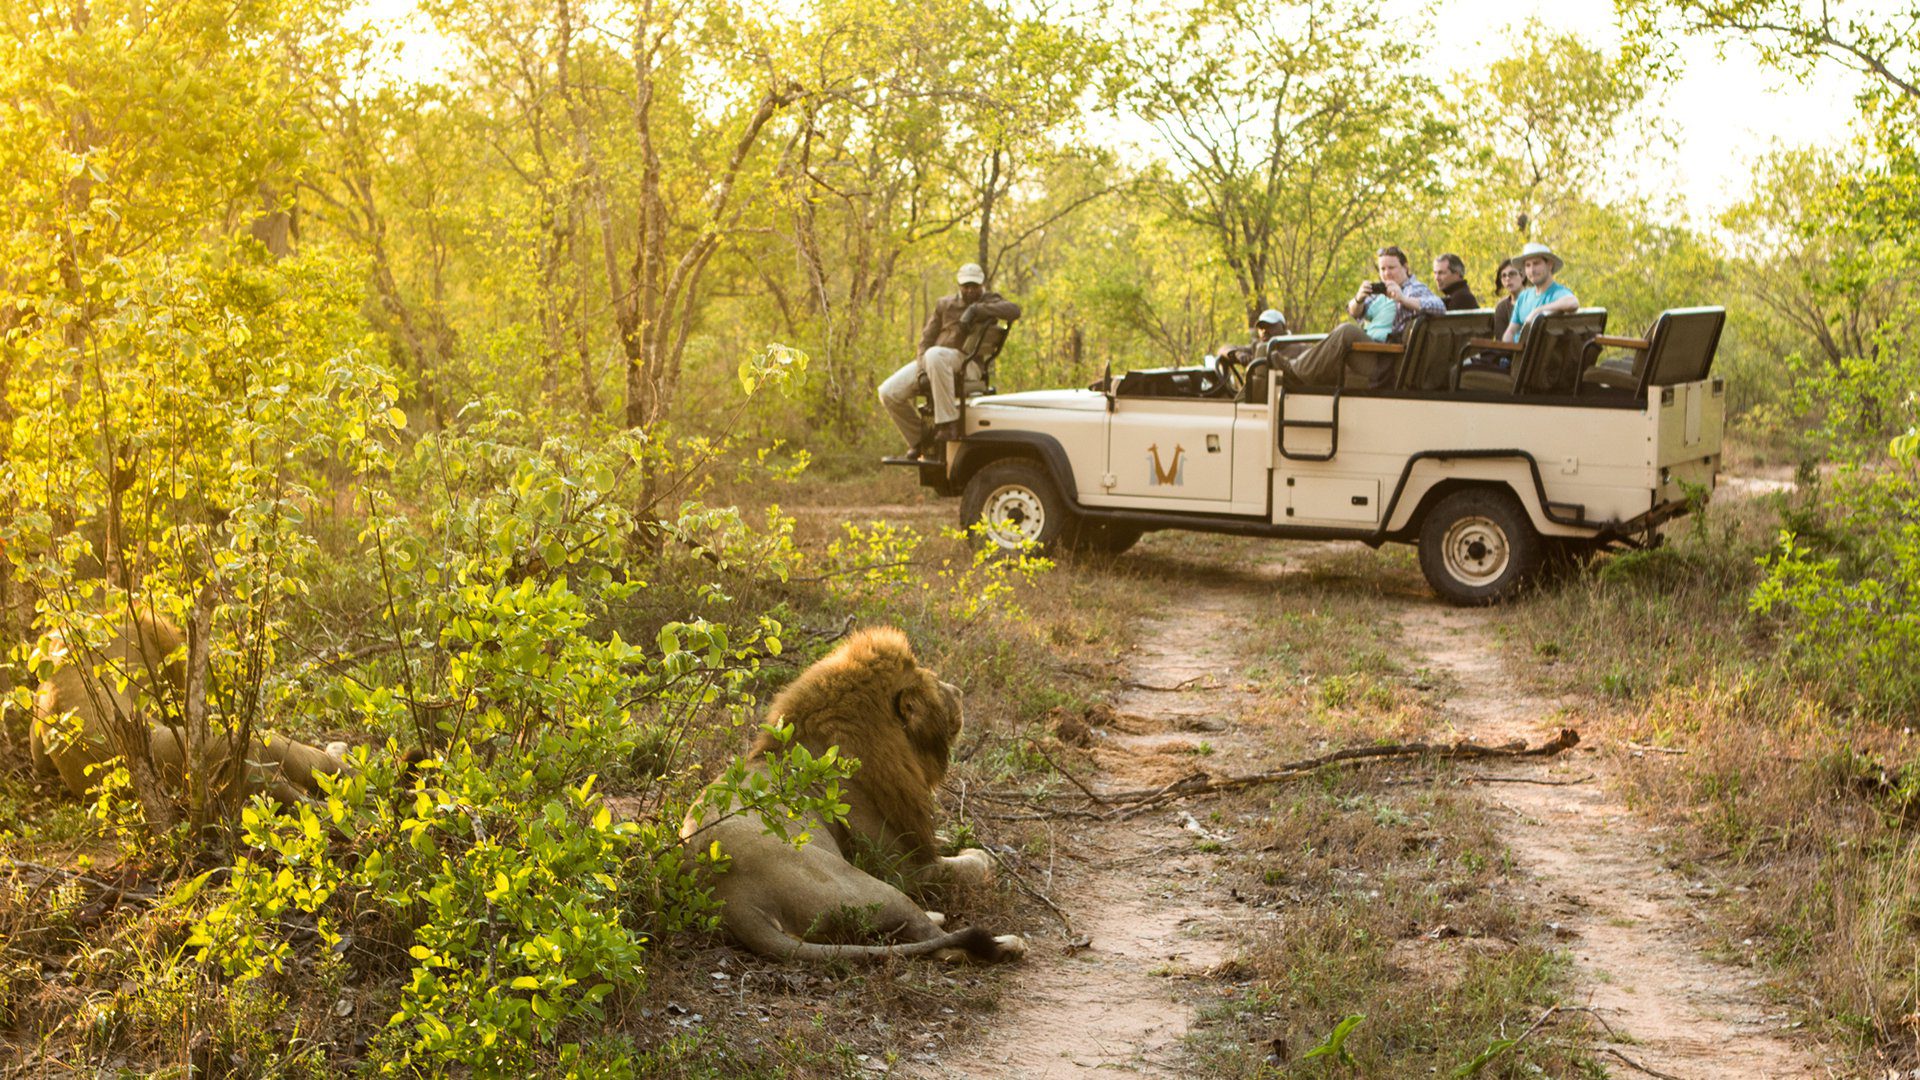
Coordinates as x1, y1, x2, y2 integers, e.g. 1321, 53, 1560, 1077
993, 934, 1027, 960
945, 847, 994, 884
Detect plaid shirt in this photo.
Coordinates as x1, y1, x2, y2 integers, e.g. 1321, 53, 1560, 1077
1361, 276, 1446, 341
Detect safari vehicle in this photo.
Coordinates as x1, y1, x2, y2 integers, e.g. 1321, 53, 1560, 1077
884, 305, 1728, 604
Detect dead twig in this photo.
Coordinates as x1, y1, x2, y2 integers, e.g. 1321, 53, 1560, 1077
979, 845, 1075, 939
1466, 1004, 1559, 1073
1024, 738, 1107, 806
1625, 742, 1687, 756
1, 858, 158, 903
1091, 730, 1581, 816
1122, 675, 1208, 692
1465, 772, 1595, 787
1598, 1046, 1689, 1080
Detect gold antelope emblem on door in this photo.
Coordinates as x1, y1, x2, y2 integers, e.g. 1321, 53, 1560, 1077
1147, 443, 1185, 486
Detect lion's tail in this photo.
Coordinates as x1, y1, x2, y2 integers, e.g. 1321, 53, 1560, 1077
733, 919, 1021, 964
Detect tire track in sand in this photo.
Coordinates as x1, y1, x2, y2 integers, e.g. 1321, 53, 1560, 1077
1399, 602, 1821, 1079
921, 538, 1823, 1078
922, 566, 1274, 1078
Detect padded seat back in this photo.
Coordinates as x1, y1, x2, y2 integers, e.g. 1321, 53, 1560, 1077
1400, 310, 1496, 391
1243, 334, 1323, 404
914, 320, 1010, 401
1641, 307, 1724, 388
1517, 308, 1607, 395
1580, 306, 1727, 398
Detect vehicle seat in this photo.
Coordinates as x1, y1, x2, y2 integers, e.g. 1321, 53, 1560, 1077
1580, 307, 1726, 398
1454, 309, 1608, 395
915, 320, 1008, 402
1241, 335, 1321, 404
1399, 310, 1496, 391
912, 319, 1012, 453
1519, 309, 1608, 395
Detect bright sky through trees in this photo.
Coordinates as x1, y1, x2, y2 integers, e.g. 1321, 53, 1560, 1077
353, 0, 1860, 222
1422, 0, 1863, 218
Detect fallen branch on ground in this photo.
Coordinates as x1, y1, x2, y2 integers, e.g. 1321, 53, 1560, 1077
1025, 737, 1108, 806
2, 857, 159, 903
1597, 1046, 1688, 1080
1625, 742, 1687, 756
1122, 675, 1209, 692
1092, 729, 1581, 818
1465, 772, 1594, 787
979, 844, 1076, 939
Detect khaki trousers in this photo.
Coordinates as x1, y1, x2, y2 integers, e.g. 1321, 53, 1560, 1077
1289, 323, 1375, 386
877, 346, 965, 447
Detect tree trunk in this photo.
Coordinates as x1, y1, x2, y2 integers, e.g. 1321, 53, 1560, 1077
182, 583, 218, 830
977, 148, 1001, 271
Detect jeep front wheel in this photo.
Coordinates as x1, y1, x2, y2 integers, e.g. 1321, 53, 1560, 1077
1418, 489, 1542, 605
961, 459, 1077, 555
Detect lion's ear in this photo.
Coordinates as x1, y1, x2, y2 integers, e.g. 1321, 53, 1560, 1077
893, 687, 927, 728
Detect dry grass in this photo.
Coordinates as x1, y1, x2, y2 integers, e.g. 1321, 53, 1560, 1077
1498, 482, 1920, 1068
1141, 540, 1603, 1078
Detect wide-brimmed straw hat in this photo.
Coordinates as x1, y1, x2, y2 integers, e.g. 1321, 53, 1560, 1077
1510, 242, 1564, 275
955, 263, 986, 285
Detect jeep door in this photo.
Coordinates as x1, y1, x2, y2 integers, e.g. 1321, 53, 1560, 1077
1105, 398, 1236, 502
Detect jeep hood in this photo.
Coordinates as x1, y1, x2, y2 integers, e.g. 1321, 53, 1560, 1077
971, 388, 1107, 412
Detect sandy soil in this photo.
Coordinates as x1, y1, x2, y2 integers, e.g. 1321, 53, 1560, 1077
1401, 602, 1821, 1079
922, 566, 1270, 1077
919, 540, 1827, 1079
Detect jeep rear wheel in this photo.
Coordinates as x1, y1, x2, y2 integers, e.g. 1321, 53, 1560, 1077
1418, 489, 1543, 605
961, 459, 1077, 555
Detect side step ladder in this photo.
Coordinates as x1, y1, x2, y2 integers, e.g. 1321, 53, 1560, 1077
1276, 388, 1340, 462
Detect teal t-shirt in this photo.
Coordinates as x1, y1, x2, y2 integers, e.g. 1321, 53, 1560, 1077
1362, 294, 1397, 342
1510, 282, 1574, 333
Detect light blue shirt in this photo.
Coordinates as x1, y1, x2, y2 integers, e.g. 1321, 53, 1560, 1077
1359, 277, 1444, 342
1511, 281, 1574, 333
1362, 295, 1397, 341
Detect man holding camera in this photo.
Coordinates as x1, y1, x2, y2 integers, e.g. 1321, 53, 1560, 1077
1288, 246, 1443, 387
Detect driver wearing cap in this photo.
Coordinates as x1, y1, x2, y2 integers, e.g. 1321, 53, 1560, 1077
879, 263, 1022, 459
1212, 308, 1288, 367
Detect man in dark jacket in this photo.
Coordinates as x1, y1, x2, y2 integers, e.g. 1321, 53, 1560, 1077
1432, 253, 1478, 311
879, 263, 1022, 455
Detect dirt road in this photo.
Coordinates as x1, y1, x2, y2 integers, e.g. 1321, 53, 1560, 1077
924, 544, 1822, 1079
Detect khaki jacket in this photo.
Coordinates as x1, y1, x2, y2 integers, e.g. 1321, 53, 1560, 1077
919, 291, 1022, 356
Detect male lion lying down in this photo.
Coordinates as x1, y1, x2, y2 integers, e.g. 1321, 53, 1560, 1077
29, 616, 352, 803
682, 627, 1025, 963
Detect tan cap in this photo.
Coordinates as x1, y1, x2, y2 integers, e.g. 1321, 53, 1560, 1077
956, 263, 986, 285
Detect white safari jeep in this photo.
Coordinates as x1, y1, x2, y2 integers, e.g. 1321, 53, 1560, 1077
887, 306, 1728, 604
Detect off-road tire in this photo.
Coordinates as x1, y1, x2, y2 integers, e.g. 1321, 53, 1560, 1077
961, 459, 1078, 555
1066, 522, 1143, 556
1417, 488, 1543, 605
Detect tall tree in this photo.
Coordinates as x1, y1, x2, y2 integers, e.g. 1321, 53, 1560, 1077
1454, 27, 1665, 238
1116, 0, 1451, 330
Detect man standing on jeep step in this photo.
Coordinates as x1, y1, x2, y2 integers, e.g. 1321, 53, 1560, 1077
879, 263, 1022, 458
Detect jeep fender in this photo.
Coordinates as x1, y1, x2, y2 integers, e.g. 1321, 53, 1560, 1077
1388, 457, 1600, 540
949, 432, 1082, 507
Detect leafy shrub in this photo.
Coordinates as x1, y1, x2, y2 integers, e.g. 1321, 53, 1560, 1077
1746, 444, 1920, 718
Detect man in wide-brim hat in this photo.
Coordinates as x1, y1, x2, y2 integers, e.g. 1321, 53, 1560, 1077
1502, 241, 1579, 342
